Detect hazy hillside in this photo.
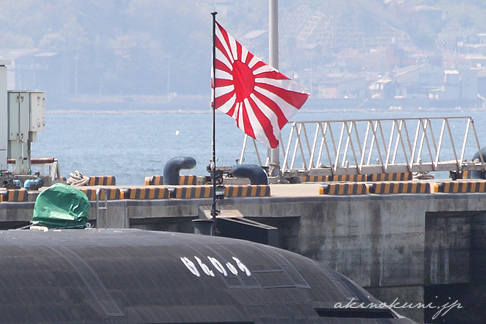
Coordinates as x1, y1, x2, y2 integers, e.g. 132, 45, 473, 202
0, 0, 485, 99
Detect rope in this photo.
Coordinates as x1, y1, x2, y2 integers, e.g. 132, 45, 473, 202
67, 171, 90, 186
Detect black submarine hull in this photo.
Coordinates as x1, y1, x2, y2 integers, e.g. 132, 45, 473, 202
0, 228, 416, 323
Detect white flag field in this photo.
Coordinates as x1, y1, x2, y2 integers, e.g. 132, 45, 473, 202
213, 21, 310, 149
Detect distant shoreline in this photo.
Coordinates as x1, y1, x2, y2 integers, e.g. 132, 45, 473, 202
45, 95, 486, 113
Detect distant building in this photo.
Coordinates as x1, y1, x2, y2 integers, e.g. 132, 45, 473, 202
460, 69, 478, 100
437, 69, 478, 101
465, 54, 486, 68
371, 64, 480, 102
369, 77, 398, 99
439, 70, 460, 100
477, 69, 486, 97
318, 73, 367, 99
455, 31, 486, 55
385, 47, 417, 70
393, 64, 442, 98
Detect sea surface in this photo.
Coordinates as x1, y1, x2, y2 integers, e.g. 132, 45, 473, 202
33, 100, 486, 185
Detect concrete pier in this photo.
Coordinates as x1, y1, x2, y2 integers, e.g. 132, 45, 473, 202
1, 183, 485, 323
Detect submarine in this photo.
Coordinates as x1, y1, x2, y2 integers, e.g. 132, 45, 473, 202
0, 228, 417, 323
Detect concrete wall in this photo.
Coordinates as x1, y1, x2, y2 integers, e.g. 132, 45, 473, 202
230, 193, 486, 323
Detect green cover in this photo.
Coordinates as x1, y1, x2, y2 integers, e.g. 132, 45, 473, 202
32, 183, 90, 229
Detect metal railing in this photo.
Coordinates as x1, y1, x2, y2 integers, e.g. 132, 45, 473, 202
7, 157, 62, 181
239, 117, 486, 177
96, 187, 108, 222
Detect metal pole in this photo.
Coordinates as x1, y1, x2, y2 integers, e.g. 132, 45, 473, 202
211, 12, 218, 220
269, 0, 278, 70
268, 0, 280, 176
0, 60, 10, 171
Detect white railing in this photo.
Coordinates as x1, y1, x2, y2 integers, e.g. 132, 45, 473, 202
239, 117, 486, 177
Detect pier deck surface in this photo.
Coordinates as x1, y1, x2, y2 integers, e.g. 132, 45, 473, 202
269, 183, 322, 197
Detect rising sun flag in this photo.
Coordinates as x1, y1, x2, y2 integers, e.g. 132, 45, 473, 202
212, 20, 310, 149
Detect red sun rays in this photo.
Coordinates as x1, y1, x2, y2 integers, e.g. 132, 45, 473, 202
213, 21, 309, 149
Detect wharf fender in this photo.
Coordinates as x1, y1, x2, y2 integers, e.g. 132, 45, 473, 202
88, 175, 116, 186
145, 175, 198, 186
438, 180, 486, 193
80, 187, 123, 200
0, 189, 28, 202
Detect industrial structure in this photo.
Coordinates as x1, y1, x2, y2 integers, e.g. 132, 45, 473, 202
0, 59, 54, 189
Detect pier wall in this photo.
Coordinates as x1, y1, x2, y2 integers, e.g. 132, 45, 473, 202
232, 194, 486, 323
1, 192, 486, 323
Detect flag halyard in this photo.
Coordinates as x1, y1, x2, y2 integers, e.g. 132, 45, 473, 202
213, 21, 309, 149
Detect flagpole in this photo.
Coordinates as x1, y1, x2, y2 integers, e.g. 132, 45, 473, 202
211, 11, 218, 220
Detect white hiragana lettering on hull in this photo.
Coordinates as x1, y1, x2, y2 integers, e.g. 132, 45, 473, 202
180, 255, 251, 277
